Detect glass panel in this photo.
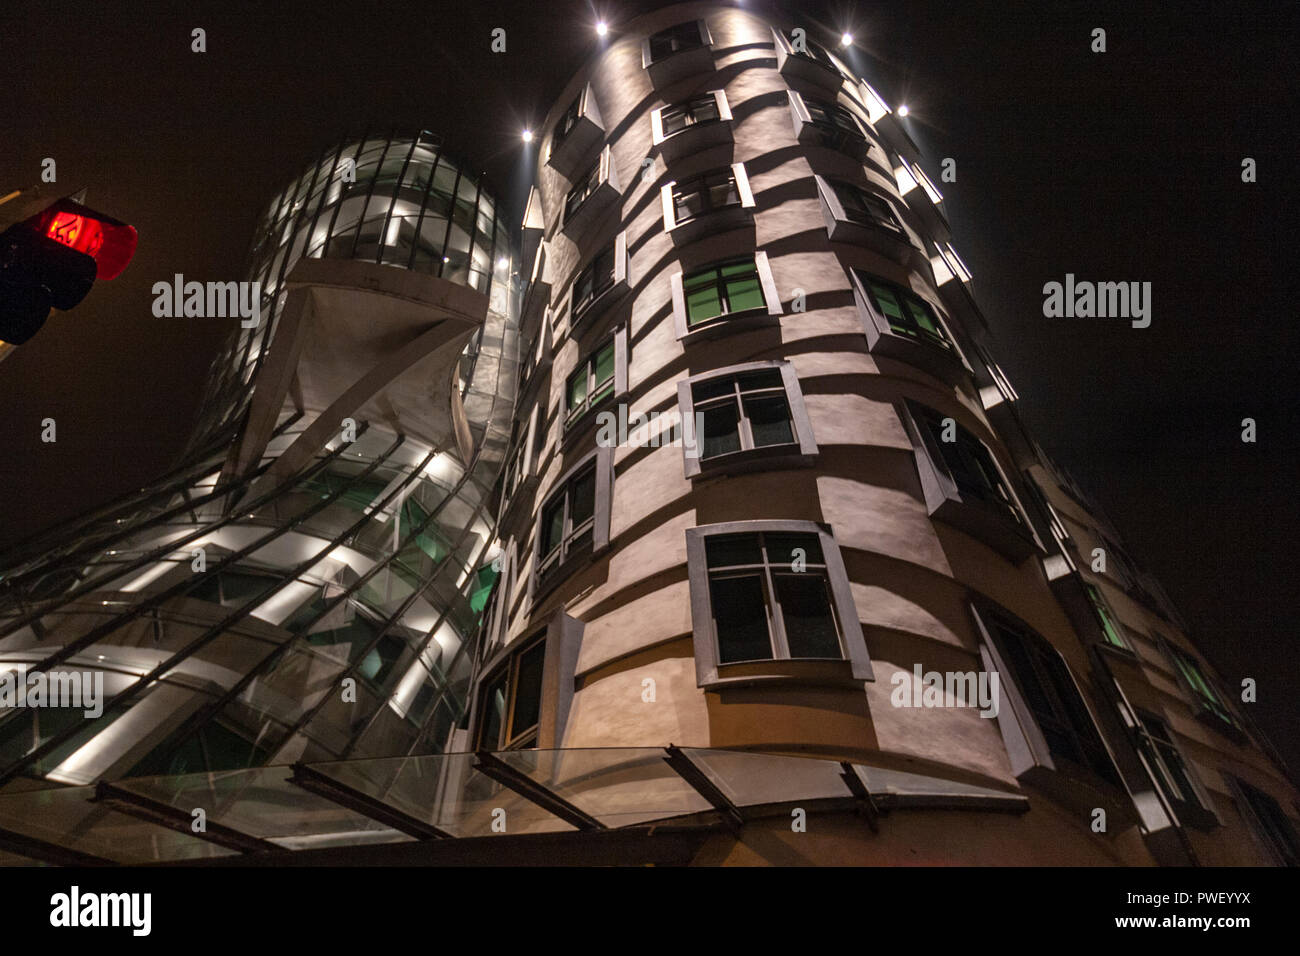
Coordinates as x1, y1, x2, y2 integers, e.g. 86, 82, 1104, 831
510, 642, 546, 743
567, 365, 588, 412
705, 533, 762, 568
710, 573, 772, 663
775, 574, 841, 659
593, 342, 616, 389
744, 395, 794, 448
764, 532, 823, 566
701, 401, 741, 458
685, 275, 723, 325
479, 671, 507, 748
724, 270, 764, 313
540, 498, 565, 558
569, 467, 597, 527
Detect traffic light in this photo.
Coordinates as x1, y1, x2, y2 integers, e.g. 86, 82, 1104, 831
0, 188, 137, 347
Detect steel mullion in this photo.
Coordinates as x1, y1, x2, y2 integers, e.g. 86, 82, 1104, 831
405, 135, 443, 270
346, 448, 505, 757
473, 750, 606, 831
92, 781, 280, 855
347, 132, 392, 260
1, 412, 305, 595
288, 761, 452, 840
376, 136, 420, 265
0, 419, 365, 639
158, 445, 492, 765
0, 433, 420, 786
341, 470, 501, 757
0, 426, 390, 713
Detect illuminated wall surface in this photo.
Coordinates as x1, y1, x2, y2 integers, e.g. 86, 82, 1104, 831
0, 130, 521, 809
0, 5, 1296, 866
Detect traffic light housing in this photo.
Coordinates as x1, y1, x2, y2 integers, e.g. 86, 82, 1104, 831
0, 190, 137, 345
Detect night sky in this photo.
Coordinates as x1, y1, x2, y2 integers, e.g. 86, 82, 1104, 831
1, 0, 1295, 770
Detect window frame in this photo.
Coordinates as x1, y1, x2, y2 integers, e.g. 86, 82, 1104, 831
670, 249, 782, 341
686, 520, 872, 689
896, 399, 1043, 562
1085, 581, 1131, 652
971, 602, 1123, 792
1131, 708, 1219, 829
529, 446, 614, 600
568, 229, 628, 329
470, 608, 584, 753
1225, 774, 1300, 867
850, 269, 970, 384
660, 162, 756, 240
545, 83, 605, 179
563, 324, 629, 434
652, 90, 732, 142
676, 360, 817, 478
771, 27, 845, 96
788, 90, 869, 160
1159, 637, 1247, 741
560, 144, 621, 237
641, 19, 714, 87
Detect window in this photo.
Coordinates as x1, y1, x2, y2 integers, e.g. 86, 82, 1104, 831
1164, 642, 1242, 734
855, 272, 951, 351
1133, 711, 1210, 818
806, 97, 865, 138
560, 145, 619, 236
564, 159, 603, 224
651, 92, 733, 158
661, 163, 755, 238
830, 180, 904, 233
476, 636, 546, 750
571, 236, 623, 321
642, 20, 714, 87
789, 92, 867, 157
671, 167, 741, 225
473, 609, 584, 751
1086, 582, 1129, 650
661, 93, 720, 136
686, 521, 871, 688
685, 259, 764, 326
977, 607, 1120, 786
647, 20, 705, 62
188, 567, 280, 608
1228, 776, 1300, 867
676, 361, 817, 477
671, 251, 780, 339
565, 338, 616, 426
917, 406, 1021, 524
553, 93, 582, 149
533, 448, 613, 592
501, 406, 540, 510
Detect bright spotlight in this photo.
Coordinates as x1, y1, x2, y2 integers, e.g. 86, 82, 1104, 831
596, 21, 608, 36
521, 129, 533, 143
496, 257, 509, 269
840, 32, 853, 47
897, 105, 910, 117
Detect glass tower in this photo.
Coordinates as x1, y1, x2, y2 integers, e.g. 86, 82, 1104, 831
0, 131, 520, 792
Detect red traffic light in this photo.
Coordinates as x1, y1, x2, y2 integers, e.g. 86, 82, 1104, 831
31, 200, 137, 279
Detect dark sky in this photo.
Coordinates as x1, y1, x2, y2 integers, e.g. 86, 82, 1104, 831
1, 0, 1295, 769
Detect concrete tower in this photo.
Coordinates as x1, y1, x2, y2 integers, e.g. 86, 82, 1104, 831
474, 2, 1299, 866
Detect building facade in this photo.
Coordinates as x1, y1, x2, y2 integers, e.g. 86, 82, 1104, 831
0, 4, 1294, 867
0, 131, 522, 863
475, 1, 1298, 866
